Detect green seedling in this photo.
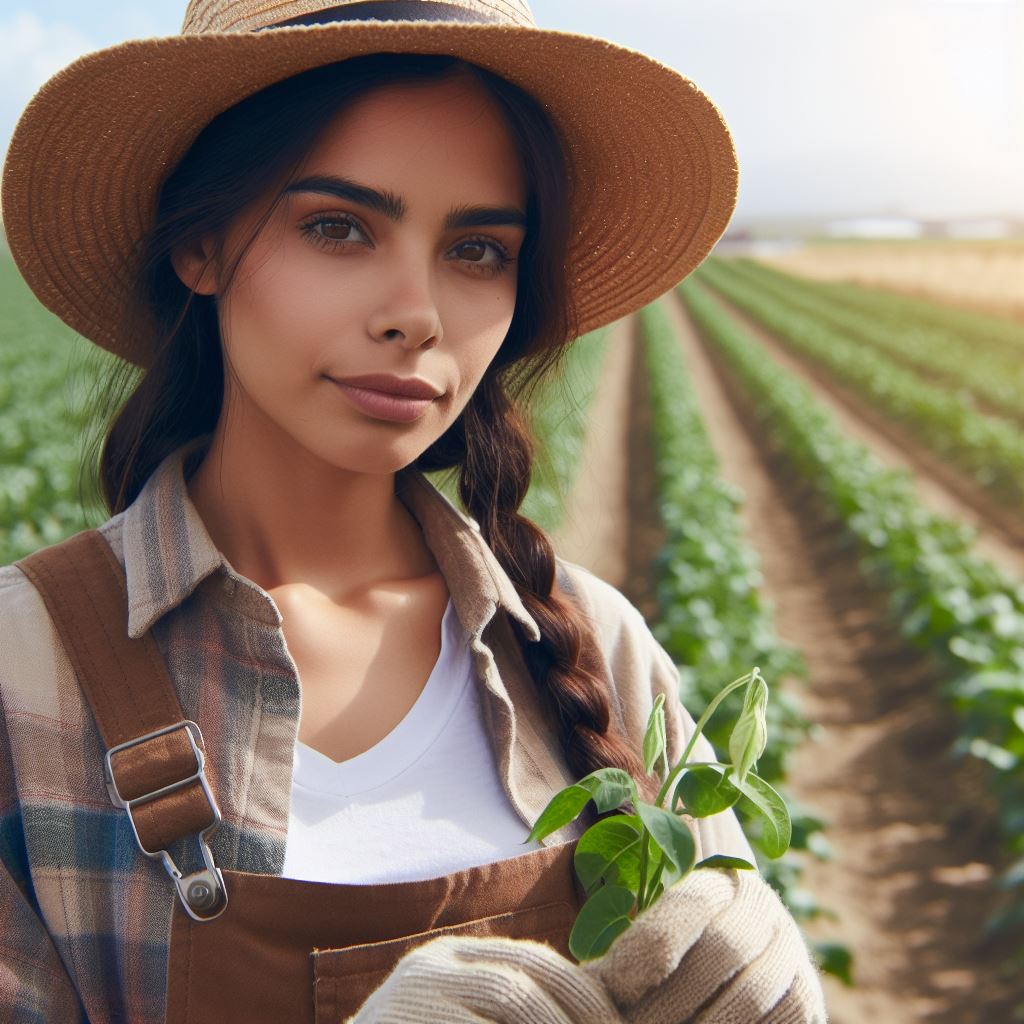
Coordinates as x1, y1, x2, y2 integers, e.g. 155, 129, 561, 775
525, 667, 791, 961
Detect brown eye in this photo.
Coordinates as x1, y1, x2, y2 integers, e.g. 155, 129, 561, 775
299, 212, 372, 251
457, 240, 487, 262
448, 236, 512, 278
320, 218, 355, 240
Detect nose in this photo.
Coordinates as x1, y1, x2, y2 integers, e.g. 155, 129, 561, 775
366, 255, 443, 351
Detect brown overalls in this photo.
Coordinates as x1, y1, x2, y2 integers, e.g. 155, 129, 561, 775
18, 530, 587, 1023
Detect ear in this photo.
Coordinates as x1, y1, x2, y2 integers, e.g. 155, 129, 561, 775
170, 234, 220, 295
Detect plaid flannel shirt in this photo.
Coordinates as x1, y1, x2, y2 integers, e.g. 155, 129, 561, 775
0, 437, 754, 1023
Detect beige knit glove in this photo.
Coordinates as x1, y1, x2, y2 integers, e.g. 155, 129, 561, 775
581, 868, 829, 1024
344, 933, 624, 1024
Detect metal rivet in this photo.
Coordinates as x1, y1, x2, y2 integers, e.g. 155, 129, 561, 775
187, 880, 214, 908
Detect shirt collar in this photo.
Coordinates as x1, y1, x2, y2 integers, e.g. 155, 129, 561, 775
121, 436, 541, 644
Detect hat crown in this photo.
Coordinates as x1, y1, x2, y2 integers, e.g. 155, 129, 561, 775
181, 0, 536, 34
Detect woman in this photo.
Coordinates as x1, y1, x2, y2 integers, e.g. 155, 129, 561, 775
0, 2, 827, 1021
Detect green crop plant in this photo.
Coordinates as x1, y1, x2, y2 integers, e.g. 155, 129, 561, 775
680, 276, 1024, 980
746, 264, 1024, 361
696, 260, 1024, 509
527, 669, 790, 961
720, 258, 1024, 426
0, 251, 118, 563
636, 299, 848, 980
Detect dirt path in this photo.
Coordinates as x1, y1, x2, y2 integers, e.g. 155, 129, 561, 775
551, 316, 633, 589
660, 290, 1022, 1023
698, 282, 1024, 577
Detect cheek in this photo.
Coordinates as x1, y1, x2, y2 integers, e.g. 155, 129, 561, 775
219, 252, 346, 377
446, 330, 511, 422
451, 285, 517, 378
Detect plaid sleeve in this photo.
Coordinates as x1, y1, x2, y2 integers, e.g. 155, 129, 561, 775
0, 709, 87, 1023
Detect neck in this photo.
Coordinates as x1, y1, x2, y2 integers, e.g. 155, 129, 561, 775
185, 417, 437, 600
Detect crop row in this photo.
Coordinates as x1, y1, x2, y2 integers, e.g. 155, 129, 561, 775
695, 259, 1024, 509
722, 259, 1024, 425
679, 275, 1024, 948
761, 263, 1024, 361
636, 300, 848, 978
0, 255, 119, 564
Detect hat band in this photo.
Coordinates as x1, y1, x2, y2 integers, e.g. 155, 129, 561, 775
260, 1, 507, 29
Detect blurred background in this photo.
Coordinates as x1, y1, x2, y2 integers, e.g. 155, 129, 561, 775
1, 3, 1022, 1022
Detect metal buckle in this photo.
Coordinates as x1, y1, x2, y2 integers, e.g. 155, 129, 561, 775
105, 720, 228, 921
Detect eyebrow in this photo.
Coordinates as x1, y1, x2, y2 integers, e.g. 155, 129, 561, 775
283, 174, 527, 231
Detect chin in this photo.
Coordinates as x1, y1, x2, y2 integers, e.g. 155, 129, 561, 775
316, 435, 436, 477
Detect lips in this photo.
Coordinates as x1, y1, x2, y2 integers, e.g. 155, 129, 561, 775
327, 375, 441, 424
329, 373, 443, 400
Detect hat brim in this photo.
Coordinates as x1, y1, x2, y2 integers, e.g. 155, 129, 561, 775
0, 20, 738, 366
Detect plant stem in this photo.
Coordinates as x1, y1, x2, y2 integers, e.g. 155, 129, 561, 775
636, 832, 650, 913
656, 670, 758, 808
641, 851, 666, 910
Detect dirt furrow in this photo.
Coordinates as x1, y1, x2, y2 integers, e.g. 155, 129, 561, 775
698, 282, 1024, 577
661, 290, 1021, 1024
551, 316, 633, 590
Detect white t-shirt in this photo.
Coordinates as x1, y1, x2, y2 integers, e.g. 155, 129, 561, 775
281, 596, 544, 885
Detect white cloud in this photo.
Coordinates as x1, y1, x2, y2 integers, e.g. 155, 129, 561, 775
0, 12, 97, 166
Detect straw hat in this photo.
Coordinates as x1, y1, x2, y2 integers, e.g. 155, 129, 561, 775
0, 0, 739, 369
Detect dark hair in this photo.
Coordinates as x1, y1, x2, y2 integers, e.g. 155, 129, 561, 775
88, 52, 657, 803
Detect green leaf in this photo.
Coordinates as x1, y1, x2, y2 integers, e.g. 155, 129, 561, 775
729, 772, 792, 859
525, 784, 593, 844
642, 693, 667, 775
574, 815, 644, 896
577, 768, 638, 814
568, 885, 636, 962
676, 766, 741, 818
635, 801, 696, 875
813, 941, 854, 986
696, 854, 756, 870
728, 670, 769, 786
655, 850, 686, 891
526, 769, 640, 845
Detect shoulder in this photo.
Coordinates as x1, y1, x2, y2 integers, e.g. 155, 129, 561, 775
0, 517, 125, 720
0, 515, 125, 618
553, 556, 652, 648
553, 556, 676, 739
554, 556, 758, 864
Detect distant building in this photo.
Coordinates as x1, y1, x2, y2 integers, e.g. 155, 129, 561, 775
823, 217, 924, 239
944, 218, 1015, 240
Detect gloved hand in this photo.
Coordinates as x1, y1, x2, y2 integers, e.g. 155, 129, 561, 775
581, 867, 829, 1024
344, 932, 624, 1024
344, 867, 828, 1024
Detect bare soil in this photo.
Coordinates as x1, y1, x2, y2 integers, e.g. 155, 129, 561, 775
552, 317, 633, 590
698, 283, 1024, 577
548, 294, 1024, 1021
661, 290, 1023, 1023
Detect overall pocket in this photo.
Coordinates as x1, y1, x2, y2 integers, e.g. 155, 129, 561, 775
312, 899, 576, 1022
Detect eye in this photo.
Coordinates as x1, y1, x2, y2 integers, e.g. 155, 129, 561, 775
298, 212, 372, 251
448, 236, 514, 278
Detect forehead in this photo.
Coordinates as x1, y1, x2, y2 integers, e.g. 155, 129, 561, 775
298, 73, 527, 207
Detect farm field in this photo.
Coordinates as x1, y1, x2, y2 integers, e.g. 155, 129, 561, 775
758, 239, 1024, 322
3, 245, 1024, 1022
553, 263, 1024, 1023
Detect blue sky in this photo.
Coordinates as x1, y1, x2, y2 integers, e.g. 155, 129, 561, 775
2, 0, 1021, 224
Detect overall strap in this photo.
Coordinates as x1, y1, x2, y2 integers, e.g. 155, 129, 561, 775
15, 529, 228, 920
